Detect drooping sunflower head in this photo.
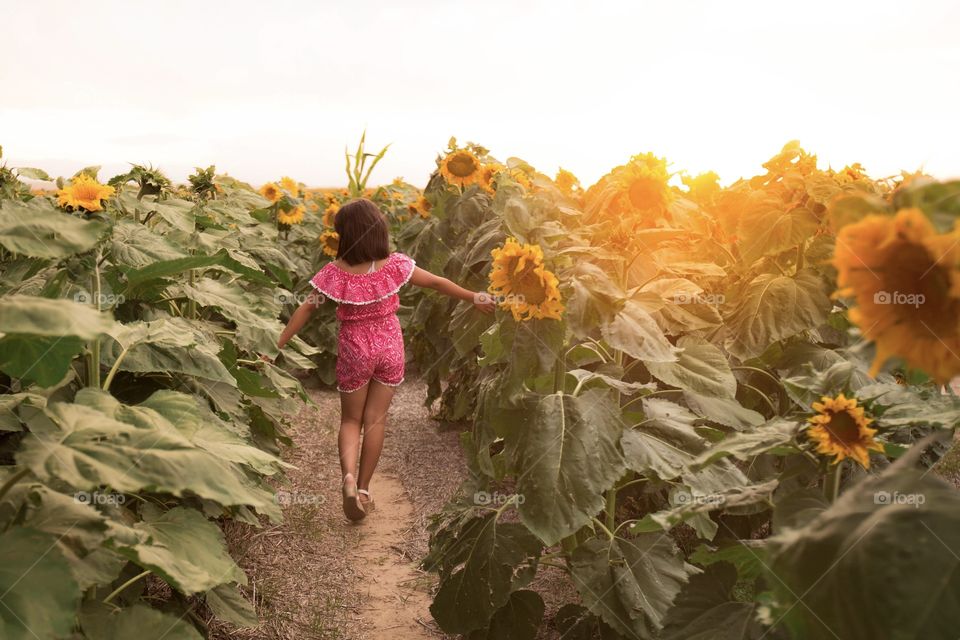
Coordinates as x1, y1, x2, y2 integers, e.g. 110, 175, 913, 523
763, 140, 818, 177
322, 203, 340, 228
440, 150, 482, 188
56, 174, 115, 212
834, 208, 960, 383
478, 163, 503, 194
259, 182, 282, 203
319, 230, 340, 257
280, 176, 300, 195
408, 195, 432, 219
277, 204, 306, 226
833, 163, 867, 185
807, 393, 883, 468
488, 238, 564, 321
508, 168, 532, 191
681, 171, 721, 203
554, 168, 581, 196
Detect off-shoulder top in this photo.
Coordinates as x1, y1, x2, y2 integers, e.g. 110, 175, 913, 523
309, 252, 416, 322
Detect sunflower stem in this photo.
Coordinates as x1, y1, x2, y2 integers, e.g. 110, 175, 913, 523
0, 467, 30, 502
88, 249, 103, 388
102, 570, 151, 605
740, 382, 778, 415
592, 517, 616, 540
604, 484, 618, 532
824, 461, 843, 503
102, 345, 130, 392
603, 348, 625, 532
554, 354, 566, 394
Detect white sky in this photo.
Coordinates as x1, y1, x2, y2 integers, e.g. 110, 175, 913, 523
2, 0, 959, 188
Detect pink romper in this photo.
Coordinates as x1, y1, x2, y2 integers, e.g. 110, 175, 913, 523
309, 252, 416, 393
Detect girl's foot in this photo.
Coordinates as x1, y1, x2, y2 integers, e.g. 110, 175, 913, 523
358, 489, 375, 512
342, 473, 366, 521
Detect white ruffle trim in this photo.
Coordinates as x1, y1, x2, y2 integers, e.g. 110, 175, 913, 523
309, 257, 416, 306
337, 377, 405, 393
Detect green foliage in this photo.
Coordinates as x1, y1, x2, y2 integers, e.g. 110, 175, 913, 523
766, 437, 960, 638
0, 172, 320, 635
414, 140, 959, 640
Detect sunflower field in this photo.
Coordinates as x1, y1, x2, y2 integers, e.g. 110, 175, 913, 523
400, 140, 960, 639
0, 135, 958, 639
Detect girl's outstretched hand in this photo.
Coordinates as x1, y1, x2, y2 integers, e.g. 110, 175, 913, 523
473, 292, 497, 314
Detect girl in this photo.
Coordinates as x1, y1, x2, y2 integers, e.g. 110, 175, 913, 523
272, 198, 495, 521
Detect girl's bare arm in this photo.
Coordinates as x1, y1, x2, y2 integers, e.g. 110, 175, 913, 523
267, 294, 325, 361
409, 267, 496, 313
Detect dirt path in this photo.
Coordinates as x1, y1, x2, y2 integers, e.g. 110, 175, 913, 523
349, 474, 435, 638
210, 378, 467, 640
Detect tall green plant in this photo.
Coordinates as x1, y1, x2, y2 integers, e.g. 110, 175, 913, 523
344, 130, 390, 197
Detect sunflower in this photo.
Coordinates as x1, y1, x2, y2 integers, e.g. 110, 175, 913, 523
56, 174, 115, 212
583, 153, 673, 225
554, 168, 581, 196
508, 168, 532, 191
408, 195, 432, 219
259, 182, 282, 203
440, 150, 482, 187
277, 204, 305, 226
834, 208, 960, 383
322, 203, 340, 228
762, 140, 818, 177
681, 171, 720, 203
477, 163, 503, 194
621, 153, 672, 211
319, 230, 339, 257
280, 176, 299, 195
488, 238, 564, 321
807, 393, 883, 468
833, 163, 867, 185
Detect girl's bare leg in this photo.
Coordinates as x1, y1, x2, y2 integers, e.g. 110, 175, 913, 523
338, 383, 369, 483
357, 381, 396, 502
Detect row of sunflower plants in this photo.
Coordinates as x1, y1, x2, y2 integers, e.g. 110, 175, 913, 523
0, 150, 333, 638
403, 140, 960, 639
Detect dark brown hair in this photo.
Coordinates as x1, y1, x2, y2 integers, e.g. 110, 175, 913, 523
334, 198, 390, 265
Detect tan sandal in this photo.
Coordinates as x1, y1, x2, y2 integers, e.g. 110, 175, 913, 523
342, 474, 366, 521
358, 489, 375, 512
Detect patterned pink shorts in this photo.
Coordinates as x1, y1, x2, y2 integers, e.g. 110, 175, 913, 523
336, 315, 405, 393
